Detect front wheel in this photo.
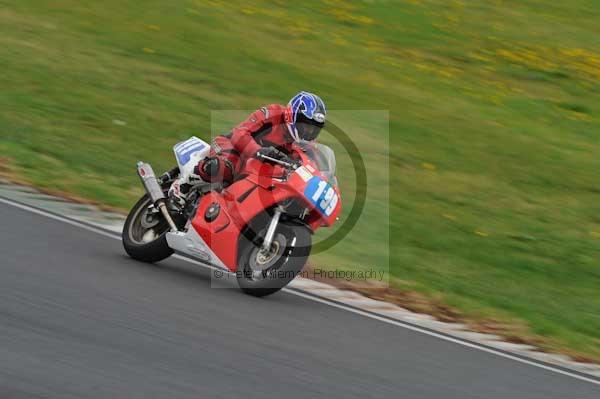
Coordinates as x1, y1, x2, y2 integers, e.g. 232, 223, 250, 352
237, 220, 312, 297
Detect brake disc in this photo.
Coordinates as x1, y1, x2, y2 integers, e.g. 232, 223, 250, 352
249, 233, 287, 273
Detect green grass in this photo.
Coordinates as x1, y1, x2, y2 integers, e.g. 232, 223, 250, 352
2, 0, 600, 360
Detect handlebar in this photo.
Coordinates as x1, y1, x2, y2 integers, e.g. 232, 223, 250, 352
256, 153, 298, 170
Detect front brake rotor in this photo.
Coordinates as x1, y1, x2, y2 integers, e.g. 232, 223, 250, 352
248, 233, 287, 273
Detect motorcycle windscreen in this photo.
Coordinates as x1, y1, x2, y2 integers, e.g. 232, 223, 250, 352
298, 142, 338, 186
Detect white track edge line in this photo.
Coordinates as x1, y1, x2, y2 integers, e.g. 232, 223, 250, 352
1, 196, 598, 386
284, 289, 600, 385
0, 197, 119, 240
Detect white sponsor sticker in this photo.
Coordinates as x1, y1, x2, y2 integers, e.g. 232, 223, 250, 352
295, 166, 313, 182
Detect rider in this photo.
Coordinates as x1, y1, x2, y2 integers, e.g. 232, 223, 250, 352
169, 91, 327, 206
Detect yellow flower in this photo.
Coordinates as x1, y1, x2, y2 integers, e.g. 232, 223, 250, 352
590, 231, 600, 238
241, 6, 259, 15
567, 111, 592, 121
143, 48, 155, 54
421, 162, 436, 171
475, 230, 489, 237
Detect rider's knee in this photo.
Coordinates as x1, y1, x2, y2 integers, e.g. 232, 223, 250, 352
196, 157, 235, 183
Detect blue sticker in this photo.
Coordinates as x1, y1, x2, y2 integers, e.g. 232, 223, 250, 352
304, 176, 338, 216
174, 138, 206, 165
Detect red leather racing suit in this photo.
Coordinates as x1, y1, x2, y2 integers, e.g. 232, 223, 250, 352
197, 104, 293, 183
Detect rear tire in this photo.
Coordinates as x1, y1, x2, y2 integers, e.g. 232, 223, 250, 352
122, 194, 174, 263
236, 220, 312, 297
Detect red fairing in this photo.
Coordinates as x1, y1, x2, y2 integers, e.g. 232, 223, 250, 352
191, 192, 240, 270
288, 170, 342, 229
190, 144, 341, 272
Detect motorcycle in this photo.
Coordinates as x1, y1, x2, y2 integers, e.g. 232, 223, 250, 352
122, 136, 342, 297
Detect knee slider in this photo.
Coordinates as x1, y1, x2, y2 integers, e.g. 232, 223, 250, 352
202, 157, 220, 176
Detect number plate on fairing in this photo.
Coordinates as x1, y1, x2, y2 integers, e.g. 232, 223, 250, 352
304, 176, 339, 216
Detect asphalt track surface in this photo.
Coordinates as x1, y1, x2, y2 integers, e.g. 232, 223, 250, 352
1, 202, 599, 399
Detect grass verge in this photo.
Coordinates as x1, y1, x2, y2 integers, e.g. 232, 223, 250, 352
1, 1, 600, 361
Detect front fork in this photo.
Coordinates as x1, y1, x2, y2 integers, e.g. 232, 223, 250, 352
261, 206, 283, 252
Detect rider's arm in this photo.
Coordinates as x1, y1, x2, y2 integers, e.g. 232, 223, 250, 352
230, 104, 283, 158
230, 109, 266, 157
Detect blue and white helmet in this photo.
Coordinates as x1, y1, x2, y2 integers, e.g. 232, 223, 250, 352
287, 91, 327, 142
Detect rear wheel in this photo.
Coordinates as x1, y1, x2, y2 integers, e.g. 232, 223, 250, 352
122, 193, 174, 263
237, 220, 312, 297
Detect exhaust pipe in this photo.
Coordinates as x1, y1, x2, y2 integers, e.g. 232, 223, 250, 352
137, 161, 179, 232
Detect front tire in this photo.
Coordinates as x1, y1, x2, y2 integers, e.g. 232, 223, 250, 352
122, 194, 174, 263
237, 220, 312, 297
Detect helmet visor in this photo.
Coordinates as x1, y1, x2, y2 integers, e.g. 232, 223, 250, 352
296, 121, 323, 141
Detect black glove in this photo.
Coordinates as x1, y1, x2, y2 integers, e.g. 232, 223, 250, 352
256, 146, 289, 162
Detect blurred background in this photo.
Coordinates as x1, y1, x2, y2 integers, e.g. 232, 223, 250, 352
1, 1, 599, 362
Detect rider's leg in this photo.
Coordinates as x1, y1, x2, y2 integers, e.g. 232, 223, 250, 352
168, 137, 240, 207
196, 135, 241, 185
196, 155, 237, 184
167, 150, 208, 208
